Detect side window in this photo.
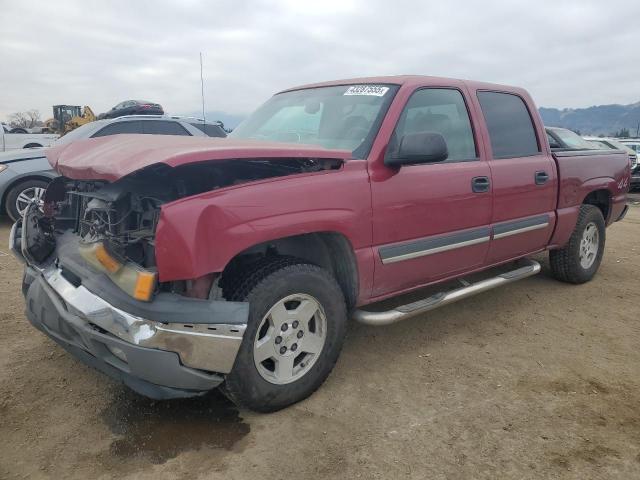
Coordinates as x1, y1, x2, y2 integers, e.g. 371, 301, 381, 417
393, 88, 477, 161
143, 121, 191, 136
477, 91, 540, 158
91, 121, 145, 137
189, 122, 227, 137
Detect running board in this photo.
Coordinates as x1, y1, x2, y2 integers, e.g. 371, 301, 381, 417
353, 258, 541, 326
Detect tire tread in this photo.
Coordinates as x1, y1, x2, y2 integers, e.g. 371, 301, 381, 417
549, 204, 605, 284
221, 255, 346, 412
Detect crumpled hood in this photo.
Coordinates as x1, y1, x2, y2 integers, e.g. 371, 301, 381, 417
46, 135, 352, 181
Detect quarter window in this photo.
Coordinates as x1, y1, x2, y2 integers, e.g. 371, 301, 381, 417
477, 91, 540, 158
143, 120, 190, 136
392, 88, 477, 162
189, 122, 227, 137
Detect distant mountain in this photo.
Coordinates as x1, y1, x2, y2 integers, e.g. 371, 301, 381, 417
179, 110, 246, 130
539, 101, 640, 136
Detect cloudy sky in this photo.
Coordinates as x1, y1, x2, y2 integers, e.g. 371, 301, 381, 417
1, 0, 639, 123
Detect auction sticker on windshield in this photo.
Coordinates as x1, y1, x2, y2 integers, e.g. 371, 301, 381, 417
344, 85, 389, 96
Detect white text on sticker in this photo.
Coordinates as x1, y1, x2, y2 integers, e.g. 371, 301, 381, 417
344, 85, 389, 96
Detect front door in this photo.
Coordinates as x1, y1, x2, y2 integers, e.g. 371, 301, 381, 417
370, 87, 493, 298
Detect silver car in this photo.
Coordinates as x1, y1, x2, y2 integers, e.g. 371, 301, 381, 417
0, 116, 226, 220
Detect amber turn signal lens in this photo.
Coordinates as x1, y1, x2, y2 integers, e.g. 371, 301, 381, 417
133, 271, 157, 301
94, 243, 122, 273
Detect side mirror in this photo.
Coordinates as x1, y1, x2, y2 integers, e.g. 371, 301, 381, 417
385, 132, 448, 167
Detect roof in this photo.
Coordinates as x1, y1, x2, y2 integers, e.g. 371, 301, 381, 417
113, 115, 222, 125
279, 75, 527, 96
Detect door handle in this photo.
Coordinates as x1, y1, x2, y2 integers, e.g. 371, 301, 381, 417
471, 176, 490, 193
535, 171, 549, 185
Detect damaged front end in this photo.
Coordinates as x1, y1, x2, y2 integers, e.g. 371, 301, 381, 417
11, 155, 340, 399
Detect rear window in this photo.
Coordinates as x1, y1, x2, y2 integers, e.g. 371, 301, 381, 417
477, 91, 540, 158
189, 122, 227, 137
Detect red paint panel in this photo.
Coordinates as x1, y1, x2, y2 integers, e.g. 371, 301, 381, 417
485, 155, 557, 263
155, 161, 374, 300
372, 242, 490, 296
368, 161, 492, 296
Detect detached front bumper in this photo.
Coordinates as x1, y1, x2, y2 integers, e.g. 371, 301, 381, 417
11, 220, 249, 400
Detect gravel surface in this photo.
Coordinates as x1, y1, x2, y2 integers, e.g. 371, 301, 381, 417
1, 201, 639, 479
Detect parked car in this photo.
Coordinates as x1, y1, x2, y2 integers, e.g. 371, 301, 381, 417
583, 136, 639, 189
618, 139, 640, 189
545, 127, 598, 151
619, 138, 640, 155
100, 100, 164, 119
12, 76, 629, 412
1, 124, 58, 151
0, 115, 226, 220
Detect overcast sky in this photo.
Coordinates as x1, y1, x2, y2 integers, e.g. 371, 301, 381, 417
1, 0, 639, 122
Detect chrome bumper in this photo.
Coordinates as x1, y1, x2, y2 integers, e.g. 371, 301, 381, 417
38, 264, 245, 374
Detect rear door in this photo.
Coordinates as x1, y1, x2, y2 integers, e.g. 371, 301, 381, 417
370, 87, 493, 297
474, 91, 557, 263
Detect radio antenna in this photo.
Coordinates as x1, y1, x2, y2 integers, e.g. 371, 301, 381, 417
200, 52, 206, 124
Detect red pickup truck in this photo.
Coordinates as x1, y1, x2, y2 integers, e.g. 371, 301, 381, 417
11, 76, 630, 412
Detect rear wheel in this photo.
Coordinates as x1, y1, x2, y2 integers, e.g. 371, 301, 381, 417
221, 256, 347, 412
5, 179, 49, 221
549, 205, 605, 284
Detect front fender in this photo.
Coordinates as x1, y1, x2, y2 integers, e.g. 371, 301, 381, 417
155, 162, 372, 282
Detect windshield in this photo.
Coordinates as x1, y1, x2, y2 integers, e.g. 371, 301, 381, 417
230, 84, 398, 158
604, 138, 636, 154
54, 121, 105, 145
553, 128, 596, 150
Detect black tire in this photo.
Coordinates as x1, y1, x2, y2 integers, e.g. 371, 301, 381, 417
23, 143, 42, 148
221, 256, 347, 412
5, 179, 49, 221
549, 205, 606, 284
10, 127, 28, 134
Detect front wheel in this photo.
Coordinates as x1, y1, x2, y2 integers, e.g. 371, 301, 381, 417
221, 257, 347, 412
5, 179, 49, 221
549, 205, 606, 284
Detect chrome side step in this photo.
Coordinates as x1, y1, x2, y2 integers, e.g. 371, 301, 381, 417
353, 258, 541, 326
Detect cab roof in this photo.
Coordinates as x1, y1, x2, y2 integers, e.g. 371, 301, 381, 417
280, 75, 529, 97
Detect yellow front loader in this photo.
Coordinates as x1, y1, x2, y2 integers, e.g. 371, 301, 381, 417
44, 105, 97, 135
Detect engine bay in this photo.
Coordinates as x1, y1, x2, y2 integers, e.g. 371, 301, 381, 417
40, 157, 342, 271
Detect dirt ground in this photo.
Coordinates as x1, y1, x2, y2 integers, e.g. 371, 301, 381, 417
1, 197, 639, 480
